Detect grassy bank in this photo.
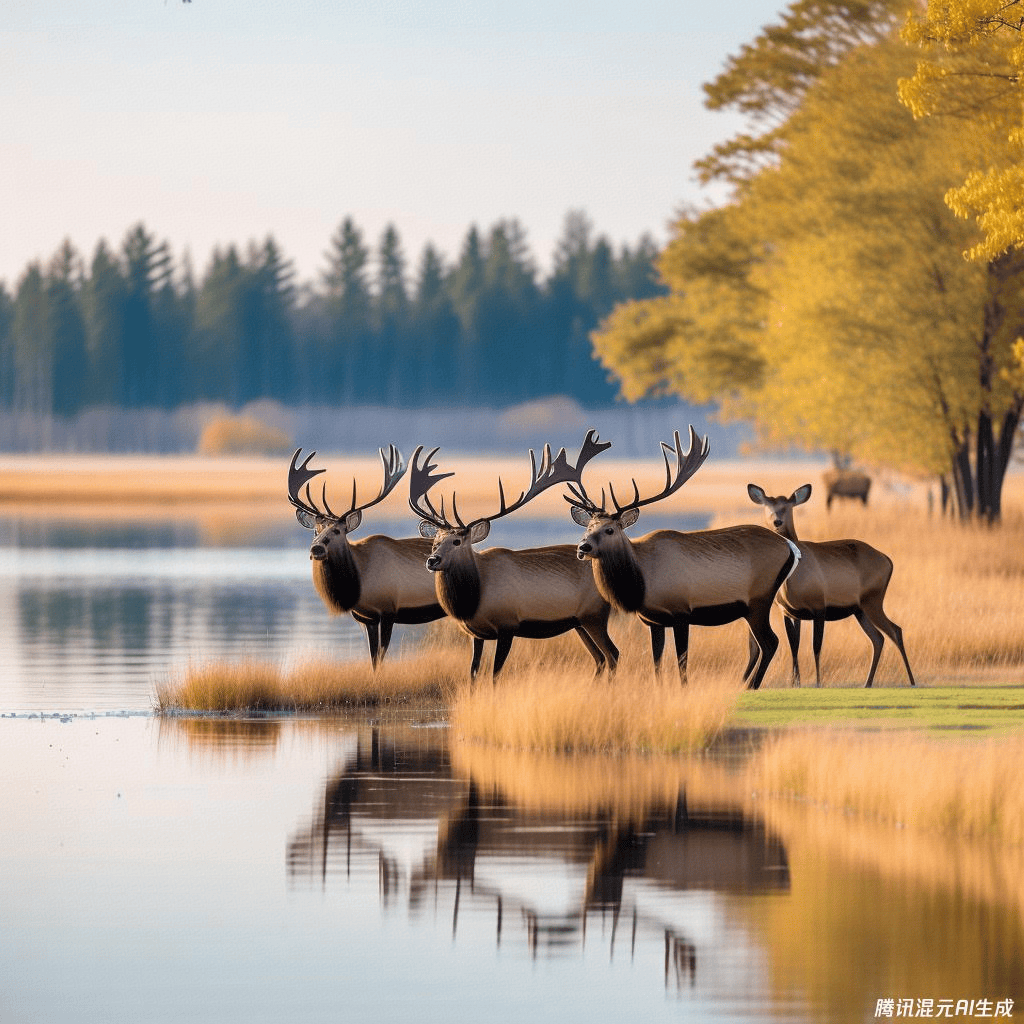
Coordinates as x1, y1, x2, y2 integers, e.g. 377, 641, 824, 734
732, 686, 1024, 732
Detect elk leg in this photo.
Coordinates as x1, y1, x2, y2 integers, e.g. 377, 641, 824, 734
574, 626, 606, 675
854, 609, 884, 688
580, 621, 620, 675
492, 632, 515, 682
742, 633, 759, 682
470, 637, 485, 680
650, 625, 666, 673
378, 616, 395, 666
862, 599, 916, 687
811, 617, 825, 687
364, 620, 381, 669
744, 601, 779, 691
672, 621, 690, 686
783, 615, 802, 686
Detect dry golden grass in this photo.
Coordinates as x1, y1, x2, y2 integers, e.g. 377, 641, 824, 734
448, 662, 739, 753
156, 645, 464, 713
0, 452, 820, 516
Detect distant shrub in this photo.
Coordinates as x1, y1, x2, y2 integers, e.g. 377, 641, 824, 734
197, 415, 292, 456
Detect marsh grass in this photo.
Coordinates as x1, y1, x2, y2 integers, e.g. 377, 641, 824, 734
448, 662, 739, 753
156, 645, 463, 713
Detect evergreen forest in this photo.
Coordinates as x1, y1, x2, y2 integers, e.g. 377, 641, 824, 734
0, 211, 663, 420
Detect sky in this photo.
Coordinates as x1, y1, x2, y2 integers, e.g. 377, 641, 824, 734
4, 0, 790, 290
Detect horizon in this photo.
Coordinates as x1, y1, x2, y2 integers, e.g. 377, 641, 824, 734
5, 0, 789, 290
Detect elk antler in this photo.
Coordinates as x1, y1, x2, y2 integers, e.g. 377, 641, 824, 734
288, 445, 408, 525
408, 445, 457, 528
564, 426, 709, 518
409, 429, 611, 532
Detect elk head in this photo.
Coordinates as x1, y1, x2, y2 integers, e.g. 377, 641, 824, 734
288, 445, 406, 561
408, 429, 612, 573
747, 483, 812, 539
566, 426, 710, 561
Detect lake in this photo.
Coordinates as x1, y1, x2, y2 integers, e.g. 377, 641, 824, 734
1, 509, 1022, 1023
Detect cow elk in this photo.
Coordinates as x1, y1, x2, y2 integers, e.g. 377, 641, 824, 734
747, 482, 915, 688
288, 446, 445, 669
565, 427, 800, 690
408, 431, 619, 682
823, 468, 871, 509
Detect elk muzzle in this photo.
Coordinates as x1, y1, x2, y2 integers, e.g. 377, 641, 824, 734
425, 554, 442, 572
576, 541, 594, 561
310, 542, 328, 561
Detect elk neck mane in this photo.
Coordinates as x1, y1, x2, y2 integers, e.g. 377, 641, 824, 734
593, 538, 646, 613
312, 537, 361, 613
435, 556, 482, 621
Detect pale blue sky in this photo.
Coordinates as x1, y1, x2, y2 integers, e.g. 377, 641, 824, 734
4, 0, 789, 289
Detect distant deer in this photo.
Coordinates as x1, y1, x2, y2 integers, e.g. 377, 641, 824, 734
823, 468, 871, 509
565, 427, 800, 690
408, 431, 620, 682
288, 446, 445, 669
747, 482, 915, 687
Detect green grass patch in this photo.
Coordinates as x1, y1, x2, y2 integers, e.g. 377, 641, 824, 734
732, 686, 1024, 733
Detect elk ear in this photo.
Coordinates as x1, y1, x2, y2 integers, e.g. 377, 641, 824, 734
468, 520, 490, 544
569, 505, 591, 529
418, 521, 438, 539
792, 484, 812, 505
619, 507, 640, 530
747, 484, 767, 505
344, 509, 363, 534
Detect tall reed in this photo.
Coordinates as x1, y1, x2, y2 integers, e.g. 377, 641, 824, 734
448, 662, 738, 753
155, 646, 463, 713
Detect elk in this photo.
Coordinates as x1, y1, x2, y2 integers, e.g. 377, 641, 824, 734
747, 482, 915, 688
288, 445, 445, 669
823, 468, 871, 508
408, 431, 620, 682
565, 427, 800, 690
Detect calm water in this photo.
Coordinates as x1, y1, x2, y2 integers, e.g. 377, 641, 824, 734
1, 511, 1022, 1023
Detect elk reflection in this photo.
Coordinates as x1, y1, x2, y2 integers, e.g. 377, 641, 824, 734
288, 728, 788, 989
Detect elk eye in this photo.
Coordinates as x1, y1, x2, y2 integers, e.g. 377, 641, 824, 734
452, 538, 461, 547
604, 527, 614, 535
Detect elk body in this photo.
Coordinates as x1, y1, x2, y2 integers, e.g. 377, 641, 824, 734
409, 432, 620, 681
823, 469, 871, 508
288, 446, 445, 669
747, 483, 915, 688
566, 428, 800, 690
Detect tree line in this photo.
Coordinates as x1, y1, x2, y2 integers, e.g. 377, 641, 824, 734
0, 211, 663, 418
592, 0, 1024, 522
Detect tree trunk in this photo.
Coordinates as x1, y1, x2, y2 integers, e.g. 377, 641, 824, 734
949, 404, 1022, 524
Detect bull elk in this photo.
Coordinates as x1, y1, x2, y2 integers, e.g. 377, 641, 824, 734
408, 431, 620, 681
747, 483, 915, 688
565, 427, 800, 690
288, 446, 445, 668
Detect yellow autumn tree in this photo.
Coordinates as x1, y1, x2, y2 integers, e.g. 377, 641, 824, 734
593, 15, 1024, 519
900, 0, 1024, 260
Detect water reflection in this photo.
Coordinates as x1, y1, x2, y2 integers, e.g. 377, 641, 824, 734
281, 723, 1024, 1023
288, 726, 791, 1008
